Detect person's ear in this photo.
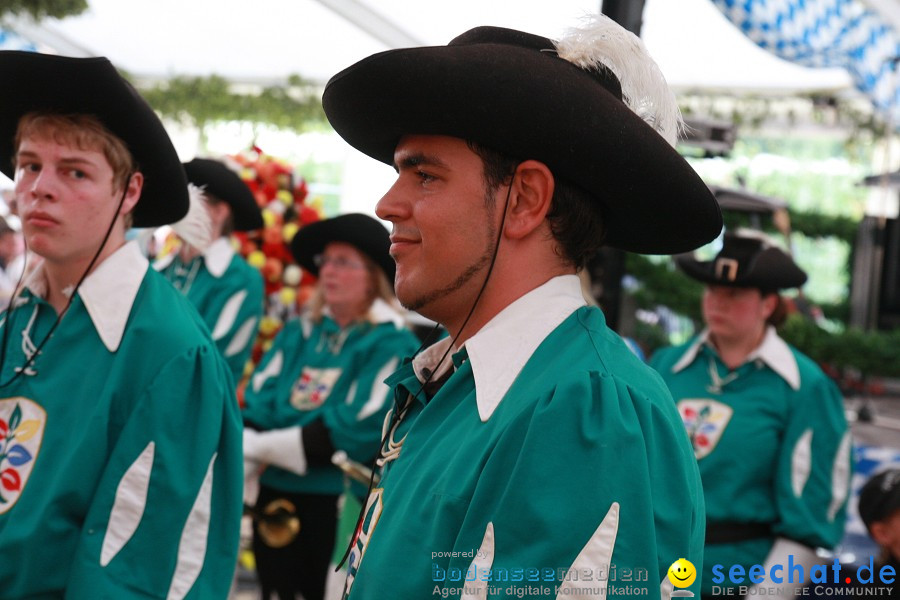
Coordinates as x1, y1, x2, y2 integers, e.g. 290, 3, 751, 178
870, 521, 890, 546
503, 160, 554, 240
760, 292, 778, 321
120, 172, 143, 216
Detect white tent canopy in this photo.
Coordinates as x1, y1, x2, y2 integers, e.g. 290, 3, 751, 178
4, 0, 853, 92
0, 0, 859, 200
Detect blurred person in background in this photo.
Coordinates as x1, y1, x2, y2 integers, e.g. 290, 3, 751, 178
155, 158, 265, 386
241, 213, 420, 600
650, 230, 851, 600
858, 469, 900, 597
0, 215, 24, 307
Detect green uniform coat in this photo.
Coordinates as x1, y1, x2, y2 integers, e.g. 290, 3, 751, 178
242, 300, 420, 496
343, 276, 705, 600
156, 237, 264, 385
650, 328, 851, 596
0, 241, 242, 599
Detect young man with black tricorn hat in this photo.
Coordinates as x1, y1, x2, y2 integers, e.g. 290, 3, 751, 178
322, 14, 722, 599
155, 157, 265, 385
651, 230, 850, 599
0, 52, 242, 597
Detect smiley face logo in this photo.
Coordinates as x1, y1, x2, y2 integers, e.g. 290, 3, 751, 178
667, 558, 696, 588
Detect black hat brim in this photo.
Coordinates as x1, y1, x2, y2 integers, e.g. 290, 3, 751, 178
0, 52, 187, 227
184, 159, 263, 231
676, 247, 807, 290
290, 213, 394, 282
323, 31, 722, 255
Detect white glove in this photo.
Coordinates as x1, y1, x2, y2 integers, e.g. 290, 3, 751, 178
243, 458, 262, 506
743, 538, 817, 599
243, 426, 308, 476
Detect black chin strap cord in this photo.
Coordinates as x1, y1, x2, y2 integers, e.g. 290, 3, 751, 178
0, 182, 131, 389
335, 169, 519, 570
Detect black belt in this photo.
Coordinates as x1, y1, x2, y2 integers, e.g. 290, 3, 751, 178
706, 521, 774, 544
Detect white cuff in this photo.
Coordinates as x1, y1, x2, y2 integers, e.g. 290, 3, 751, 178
243, 459, 262, 506
744, 538, 817, 599
243, 426, 308, 476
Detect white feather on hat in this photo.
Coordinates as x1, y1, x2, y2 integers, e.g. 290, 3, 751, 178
554, 13, 682, 147
170, 183, 214, 252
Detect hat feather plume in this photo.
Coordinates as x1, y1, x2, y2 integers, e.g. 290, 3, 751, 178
170, 183, 214, 252
554, 13, 682, 146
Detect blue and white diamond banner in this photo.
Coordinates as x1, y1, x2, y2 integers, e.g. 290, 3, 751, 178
712, 0, 900, 124
0, 28, 37, 52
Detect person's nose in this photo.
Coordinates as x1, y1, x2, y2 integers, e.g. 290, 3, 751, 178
24, 168, 58, 203
375, 179, 410, 224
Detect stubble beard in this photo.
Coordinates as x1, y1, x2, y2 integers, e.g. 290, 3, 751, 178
399, 206, 498, 315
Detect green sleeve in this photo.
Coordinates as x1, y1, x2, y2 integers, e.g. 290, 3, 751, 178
439, 372, 705, 598
210, 278, 264, 385
773, 363, 851, 549
243, 321, 304, 429
64, 344, 242, 599
322, 328, 418, 462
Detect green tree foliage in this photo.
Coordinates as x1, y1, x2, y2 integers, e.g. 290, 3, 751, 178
626, 254, 703, 323
0, 0, 87, 19
780, 315, 900, 379
138, 74, 327, 143
722, 210, 858, 245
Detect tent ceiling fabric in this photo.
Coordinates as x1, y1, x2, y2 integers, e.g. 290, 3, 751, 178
2, 0, 854, 94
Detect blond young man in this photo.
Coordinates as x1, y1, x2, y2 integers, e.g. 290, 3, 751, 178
0, 52, 242, 598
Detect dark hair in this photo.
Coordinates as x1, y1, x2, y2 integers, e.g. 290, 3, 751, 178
466, 141, 606, 269
759, 289, 787, 328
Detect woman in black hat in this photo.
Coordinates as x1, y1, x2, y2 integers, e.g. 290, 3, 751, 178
240, 213, 420, 600
650, 230, 851, 599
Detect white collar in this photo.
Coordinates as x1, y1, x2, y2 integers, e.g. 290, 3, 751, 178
151, 237, 233, 278
22, 241, 148, 352
412, 274, 586, 422
670, 326, 800, 390
202, 237, 234, 278
367, 298, 406, 328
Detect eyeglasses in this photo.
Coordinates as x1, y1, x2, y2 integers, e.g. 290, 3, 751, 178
313, 254, 366, 270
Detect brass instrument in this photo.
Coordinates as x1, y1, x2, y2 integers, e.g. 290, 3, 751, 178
245, 498, 301, 548
245, 452, 375, 549
331, 450, 380, 486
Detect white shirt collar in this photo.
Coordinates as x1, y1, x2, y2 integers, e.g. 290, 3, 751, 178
202, 237, 234, 278
22, 241, 148, 352
412, 274, 586, 422
367, 298, 406, 328
670, 326, 800, 390
151, 237, 233, 278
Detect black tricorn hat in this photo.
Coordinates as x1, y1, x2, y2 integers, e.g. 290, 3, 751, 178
676, 231, 807, 290
859, 469, 900, 531
290, 213, 394, 281
183, 158, 263, 231
0, 51, 187, 227
322, 18, 722, 255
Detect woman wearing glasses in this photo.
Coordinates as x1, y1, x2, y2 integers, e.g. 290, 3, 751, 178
241, 213, 420, 600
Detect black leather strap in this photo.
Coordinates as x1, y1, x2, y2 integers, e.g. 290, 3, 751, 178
706, 521, 774, 544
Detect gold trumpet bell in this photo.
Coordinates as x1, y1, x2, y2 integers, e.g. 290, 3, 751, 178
257, 498, 301, 548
